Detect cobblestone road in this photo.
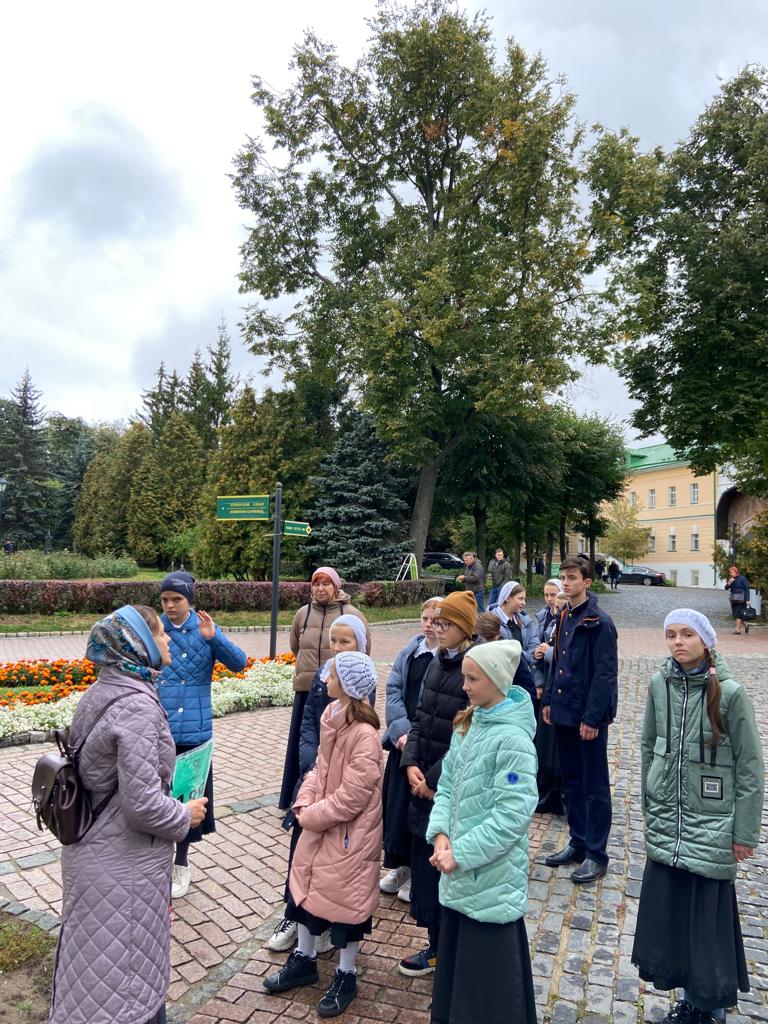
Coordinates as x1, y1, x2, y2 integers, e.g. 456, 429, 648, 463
0, 614, 766, 1023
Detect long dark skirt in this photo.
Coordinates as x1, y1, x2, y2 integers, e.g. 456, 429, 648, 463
534, 706, 564, 814
410, 834, 441, 946
431, 907, 537, 1024
175, 743, 215, 839
285, 895, 372, 948
632, 858, 749, 1011
382, 748, 411, 869
144, 1006, 166, 1024
278, 691, 309, 810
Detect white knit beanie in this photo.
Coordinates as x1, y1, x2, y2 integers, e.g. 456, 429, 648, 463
663, 608, 717, 649
334, 651, 378, 700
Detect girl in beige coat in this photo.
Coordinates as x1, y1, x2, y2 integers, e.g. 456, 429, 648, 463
264, 651, 383, 1019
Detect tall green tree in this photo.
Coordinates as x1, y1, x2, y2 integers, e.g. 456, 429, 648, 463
232, 2, 630, 565
139, 363, 182, 439
601, 497, 652, 565
0, 370, 50, 545
195, 387, 325, 579
46, 416, 119, 546
604, 68, 768, 489
304, 414, 411, 580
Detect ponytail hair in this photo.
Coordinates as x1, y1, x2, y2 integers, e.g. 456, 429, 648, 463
705, 649, 724, 747
453, 705, 476, 735
345, 697, 380, 731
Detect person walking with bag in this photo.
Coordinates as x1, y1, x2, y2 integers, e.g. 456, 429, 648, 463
724, 566, 751, 635
427, 640, 539, 1024
50, 605, 208, 1024
632, 610, 764, 1023
158, 572, 247, 899
263, 651, 383, 1018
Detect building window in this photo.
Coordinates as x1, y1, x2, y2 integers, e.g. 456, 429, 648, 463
690, 525, 699, 551
648, 531, 655, 553
648, 488, 656, 509
668, 486, 677, 507
691, 570, 700, 586
670, 570, 678, 585
690, 483, 699, 504
668, 528, 676, 552
629, 491, 637, 508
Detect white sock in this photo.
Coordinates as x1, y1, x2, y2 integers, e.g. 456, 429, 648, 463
339, 941, 359, 974
296, 924, 316, 959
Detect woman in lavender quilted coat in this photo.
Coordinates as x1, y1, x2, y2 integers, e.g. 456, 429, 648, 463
50, 605, 207, 1024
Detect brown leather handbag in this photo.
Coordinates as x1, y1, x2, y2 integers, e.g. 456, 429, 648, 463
31, 693, 134, 845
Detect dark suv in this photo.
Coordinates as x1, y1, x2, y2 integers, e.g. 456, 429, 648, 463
422, 552, 465, 570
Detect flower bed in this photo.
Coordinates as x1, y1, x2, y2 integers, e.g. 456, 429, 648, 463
0, 655, 296, 740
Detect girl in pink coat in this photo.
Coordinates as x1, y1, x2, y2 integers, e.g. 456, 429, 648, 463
264, 650, 383, 1018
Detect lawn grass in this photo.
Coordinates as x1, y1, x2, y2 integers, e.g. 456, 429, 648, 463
0, 914, 57, 972
0, 605, 422, 635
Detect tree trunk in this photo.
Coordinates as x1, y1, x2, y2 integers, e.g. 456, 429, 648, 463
559, 514, 568, 560
545, 529, 554, 579
409, 456, 443, 568
474, 501, 487, 568
588, 511, 597, 575
524, 502, 533, 586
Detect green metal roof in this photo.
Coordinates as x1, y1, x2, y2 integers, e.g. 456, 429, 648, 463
626, 443, 687, 471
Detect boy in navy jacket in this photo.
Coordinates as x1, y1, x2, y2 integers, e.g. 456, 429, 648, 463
542, 558, 618, 883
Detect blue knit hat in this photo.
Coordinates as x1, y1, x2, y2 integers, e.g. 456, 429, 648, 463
159, 571, 195, 604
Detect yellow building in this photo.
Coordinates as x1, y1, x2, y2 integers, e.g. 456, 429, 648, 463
624, 443, 719, 588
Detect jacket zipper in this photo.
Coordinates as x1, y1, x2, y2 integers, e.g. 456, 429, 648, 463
672, 676, 689, 867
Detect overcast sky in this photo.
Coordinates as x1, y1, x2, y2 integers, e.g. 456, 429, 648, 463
2, 1, 765, 442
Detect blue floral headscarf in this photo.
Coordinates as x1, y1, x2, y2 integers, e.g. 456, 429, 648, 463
86, 606, 162, 682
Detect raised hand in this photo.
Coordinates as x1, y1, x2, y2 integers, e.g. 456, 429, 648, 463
197, 610, 216, 639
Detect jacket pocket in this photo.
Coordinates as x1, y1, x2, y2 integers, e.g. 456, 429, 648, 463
686, 743, 734, 815
646, 736, 673, 804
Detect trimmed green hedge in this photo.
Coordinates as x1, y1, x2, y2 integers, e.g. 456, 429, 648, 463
0, 578, 444, 615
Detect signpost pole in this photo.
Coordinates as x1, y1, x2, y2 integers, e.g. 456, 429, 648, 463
269, 482, 283, 659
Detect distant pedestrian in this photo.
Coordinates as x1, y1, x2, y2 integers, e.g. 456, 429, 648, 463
487, 548, 515, 607
534, 556, 544, 576
456, 551, 486, 612
608, 560, 621, 590
263, 652, 383, 1018
279, 567, 369, 811
427, 640, 538, 1024
3, 538, 15, 555
379, 597, 443, 904
632, 610, 764, 1024
724, 565, 751, 635
268, 614, 370, 954
158, 572, 247, 899
542, 557, 618, 883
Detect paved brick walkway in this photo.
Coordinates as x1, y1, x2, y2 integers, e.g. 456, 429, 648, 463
0, 622, 766, 1023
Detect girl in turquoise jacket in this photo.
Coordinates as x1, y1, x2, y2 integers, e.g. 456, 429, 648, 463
427, 640, 538, 1024
632, 609, 764, 1024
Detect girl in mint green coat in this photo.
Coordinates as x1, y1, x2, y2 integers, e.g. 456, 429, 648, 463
427, 640, 538, 1024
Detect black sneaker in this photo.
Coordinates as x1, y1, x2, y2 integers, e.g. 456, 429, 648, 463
661, 1002, 697, 1024
263, 950, 318, 993
317, 968, 358, 1018
398, 947, 437, 976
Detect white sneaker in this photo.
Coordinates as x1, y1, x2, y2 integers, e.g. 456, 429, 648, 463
380, 866, 410, 894
267, 917, 298, 951
397, 877, 411, 902
315, 929, 333, 954
171, 864, 191, 900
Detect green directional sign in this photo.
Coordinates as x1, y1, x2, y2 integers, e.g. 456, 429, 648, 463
216, 495, 270, 521
283, 520, 312, 538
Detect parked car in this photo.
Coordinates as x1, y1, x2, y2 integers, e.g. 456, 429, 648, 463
620, 565, 667, 586
422, 552, 465, 571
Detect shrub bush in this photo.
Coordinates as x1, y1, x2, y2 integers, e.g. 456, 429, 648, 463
0, 551, 139, 580
0, 578, 444, 615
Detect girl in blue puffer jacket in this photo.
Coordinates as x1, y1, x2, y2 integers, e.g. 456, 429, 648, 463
427, 640, 538, 1024
158, 572, 247, 899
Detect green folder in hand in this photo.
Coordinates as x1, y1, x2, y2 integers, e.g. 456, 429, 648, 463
172, 739, 213, 802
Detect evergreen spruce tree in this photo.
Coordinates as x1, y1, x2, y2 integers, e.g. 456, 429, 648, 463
182, 349, 212, 445
204, 318, 239, 439
126, 447, 166, 565
139, 363, 182, 439
304, 414, 411, 581
0, 370, 51, 545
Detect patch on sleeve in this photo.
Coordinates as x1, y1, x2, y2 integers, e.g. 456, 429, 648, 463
506, 771, 519, 785
701, 776, 723, 800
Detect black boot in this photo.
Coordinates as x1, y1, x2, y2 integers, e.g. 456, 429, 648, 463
545, 843, 585, 867
317, 968, 358, 1017
263, 950, 319, 993
661, 1001, 699, 1024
